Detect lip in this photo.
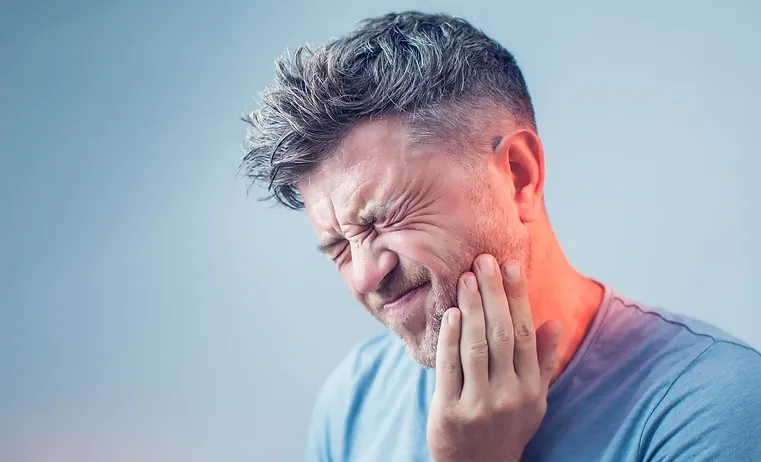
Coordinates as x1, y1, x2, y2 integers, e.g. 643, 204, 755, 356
383, 284, 428, 316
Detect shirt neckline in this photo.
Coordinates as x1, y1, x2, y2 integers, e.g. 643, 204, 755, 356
546, 281, 614, 400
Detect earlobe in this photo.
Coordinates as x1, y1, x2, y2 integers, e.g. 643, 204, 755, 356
495, 129, 545, 222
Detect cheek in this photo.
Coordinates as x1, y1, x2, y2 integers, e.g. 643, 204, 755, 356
386, 228, 473, 279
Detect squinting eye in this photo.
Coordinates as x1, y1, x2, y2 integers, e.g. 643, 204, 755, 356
331, 243, 350, 262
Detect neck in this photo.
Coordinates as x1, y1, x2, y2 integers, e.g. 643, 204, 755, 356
526, 218, 604, 383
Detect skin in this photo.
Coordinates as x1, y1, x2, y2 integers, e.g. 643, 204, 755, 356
297, 115, 605, 460
427, 255, 560, 461
297, 116, 603, 373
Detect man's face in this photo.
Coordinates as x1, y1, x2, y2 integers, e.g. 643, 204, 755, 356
298, 118, 529, 367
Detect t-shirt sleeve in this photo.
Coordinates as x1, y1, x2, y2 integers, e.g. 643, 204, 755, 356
640, 340, 761, 461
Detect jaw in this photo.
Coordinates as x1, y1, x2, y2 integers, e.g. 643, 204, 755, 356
400, 297, 445, 369
404, 323, 440, 368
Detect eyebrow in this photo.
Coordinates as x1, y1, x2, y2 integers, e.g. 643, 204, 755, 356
357, 204, 391, 226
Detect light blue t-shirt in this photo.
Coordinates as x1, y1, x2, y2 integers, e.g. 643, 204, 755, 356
306, 285, 761, 461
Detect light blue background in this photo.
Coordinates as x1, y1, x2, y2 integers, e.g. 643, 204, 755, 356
1, 0, 759, 460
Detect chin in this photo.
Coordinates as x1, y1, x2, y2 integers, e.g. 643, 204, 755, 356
398, 321, 440, 369
382, 290, 447, 368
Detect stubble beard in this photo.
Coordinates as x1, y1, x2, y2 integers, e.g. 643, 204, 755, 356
404, 227, 530, 369
380, 180, 531, 368
406, 266, 460, 368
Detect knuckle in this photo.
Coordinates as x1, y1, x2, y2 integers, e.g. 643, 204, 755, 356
543, 355, 559, 375
493, 394, 519, 413
536, 397, 548, 416
523, 382, 542, 402
464, 402, 491, 424
513, 321, 535, 347
466, 338, 489, 358
490, 324, 513, 344
437, 404, 460, 423
438, 360, 459, 377
431, 400, 462, 423
514, 321, 535, 338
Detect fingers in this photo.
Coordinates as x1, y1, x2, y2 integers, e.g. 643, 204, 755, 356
501, 262, 539, 379
439, 255, 560, 405
458, 272, 490, 395
535, 320, 562, 392
472, 254, 515, 381
434, 308, 464, 403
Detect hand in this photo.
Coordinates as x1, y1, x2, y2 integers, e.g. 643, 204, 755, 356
426, 254, 562, 462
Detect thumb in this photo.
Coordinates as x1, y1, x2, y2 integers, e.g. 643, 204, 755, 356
536, 320, 563, 392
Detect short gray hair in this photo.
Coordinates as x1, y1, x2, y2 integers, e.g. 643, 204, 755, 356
241, 11, 537, 209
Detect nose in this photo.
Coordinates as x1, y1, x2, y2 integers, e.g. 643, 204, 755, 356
350, 240, 398, 294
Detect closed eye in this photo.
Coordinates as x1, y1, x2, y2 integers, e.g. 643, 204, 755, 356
317, 238, 345, 257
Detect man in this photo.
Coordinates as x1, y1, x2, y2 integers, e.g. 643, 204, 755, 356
241, 11, 761, 462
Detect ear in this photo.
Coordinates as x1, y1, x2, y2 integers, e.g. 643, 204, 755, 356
493, 129, 546, 223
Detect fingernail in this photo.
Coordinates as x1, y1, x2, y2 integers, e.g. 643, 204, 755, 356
477, 256, 494, 275
464, 274, 478, 292
447, 309, 460, 326
503, 262, 521, 280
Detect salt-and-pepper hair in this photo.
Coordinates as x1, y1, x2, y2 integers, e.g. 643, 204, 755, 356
241, 11, 537, 209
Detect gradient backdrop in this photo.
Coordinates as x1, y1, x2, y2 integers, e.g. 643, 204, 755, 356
1, 0, 759, 460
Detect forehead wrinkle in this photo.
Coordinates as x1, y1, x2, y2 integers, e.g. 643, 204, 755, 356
319, 117, 427, 224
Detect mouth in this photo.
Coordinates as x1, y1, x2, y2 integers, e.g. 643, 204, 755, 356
383, 283, 428, 317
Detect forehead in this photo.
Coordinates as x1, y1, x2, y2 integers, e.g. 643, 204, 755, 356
298, 118, 453, 220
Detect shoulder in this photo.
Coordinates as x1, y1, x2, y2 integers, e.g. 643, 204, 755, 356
658, 336, 761, 405
600, 290, 756, 368
613, 291, 752, 344
605, 289, 761, 401
594, 290, 761, 459
662, 338, 761, 398
638, 340, 761, 460
605, 289, 761, 460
